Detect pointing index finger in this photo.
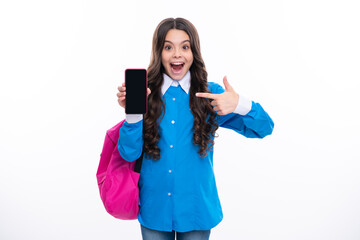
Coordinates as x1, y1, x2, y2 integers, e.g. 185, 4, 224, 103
195, 92, 219, 99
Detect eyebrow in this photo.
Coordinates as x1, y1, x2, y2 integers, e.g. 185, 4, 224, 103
164, 40, 190, 44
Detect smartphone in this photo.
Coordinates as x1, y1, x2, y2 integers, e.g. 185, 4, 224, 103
125, 69, 148, 114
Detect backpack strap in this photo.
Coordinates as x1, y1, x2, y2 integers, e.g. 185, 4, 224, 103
134, 152, 143, 173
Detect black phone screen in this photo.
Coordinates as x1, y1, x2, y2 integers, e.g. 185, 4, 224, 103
125, 69, 147, 114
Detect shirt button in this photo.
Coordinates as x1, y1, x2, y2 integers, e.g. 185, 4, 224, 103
170, 145, 173, 148
173, 98, 176, 101
168, 192, 171, 196
171, 120, 175, 124
169, 169, 172, 173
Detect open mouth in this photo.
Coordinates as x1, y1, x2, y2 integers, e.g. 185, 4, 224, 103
170, 62, 185, 74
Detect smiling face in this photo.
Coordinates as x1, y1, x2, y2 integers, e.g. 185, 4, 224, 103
161, 29, 194, 81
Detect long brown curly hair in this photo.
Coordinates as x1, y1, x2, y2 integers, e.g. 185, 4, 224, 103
143, 18, 219, 160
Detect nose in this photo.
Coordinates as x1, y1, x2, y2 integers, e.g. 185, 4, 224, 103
173, 47, 181, 58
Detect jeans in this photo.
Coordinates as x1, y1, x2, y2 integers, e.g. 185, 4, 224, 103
140, 225, 211, 240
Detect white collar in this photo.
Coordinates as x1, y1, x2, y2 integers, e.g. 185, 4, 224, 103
161, 71, 191, 95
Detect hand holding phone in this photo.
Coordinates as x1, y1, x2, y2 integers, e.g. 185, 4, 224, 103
117, 69, 150, 114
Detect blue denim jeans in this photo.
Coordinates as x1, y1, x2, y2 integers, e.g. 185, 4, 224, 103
140, 225, 211, 240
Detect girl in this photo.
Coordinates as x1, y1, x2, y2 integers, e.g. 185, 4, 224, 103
117, 18, 274, 240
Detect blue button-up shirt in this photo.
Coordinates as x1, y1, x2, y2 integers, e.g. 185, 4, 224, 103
118, 74, 274, 232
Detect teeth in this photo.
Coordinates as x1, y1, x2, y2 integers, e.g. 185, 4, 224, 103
172, 63, 183, 65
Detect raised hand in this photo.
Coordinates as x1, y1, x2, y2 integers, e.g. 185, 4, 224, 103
195, 76, 239, 115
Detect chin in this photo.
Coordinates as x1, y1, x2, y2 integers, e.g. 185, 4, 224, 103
170, 74, 184, 81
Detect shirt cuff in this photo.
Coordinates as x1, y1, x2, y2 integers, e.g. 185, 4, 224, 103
125, 114, 143, 123
233, 95, 252, 115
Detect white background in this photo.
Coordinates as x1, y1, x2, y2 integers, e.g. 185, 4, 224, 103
1, 0, 359, 239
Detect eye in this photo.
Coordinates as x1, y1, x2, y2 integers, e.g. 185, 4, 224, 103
164, 45, 172, 50
183, 45, 190, 50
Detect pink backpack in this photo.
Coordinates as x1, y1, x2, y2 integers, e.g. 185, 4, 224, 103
96, 120, 143, 220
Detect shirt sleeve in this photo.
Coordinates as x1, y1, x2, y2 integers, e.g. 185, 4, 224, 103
118, 119, 144, 162
126, 114, 143, 123
233, 95, 252, 115
209, 82, 274, 138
